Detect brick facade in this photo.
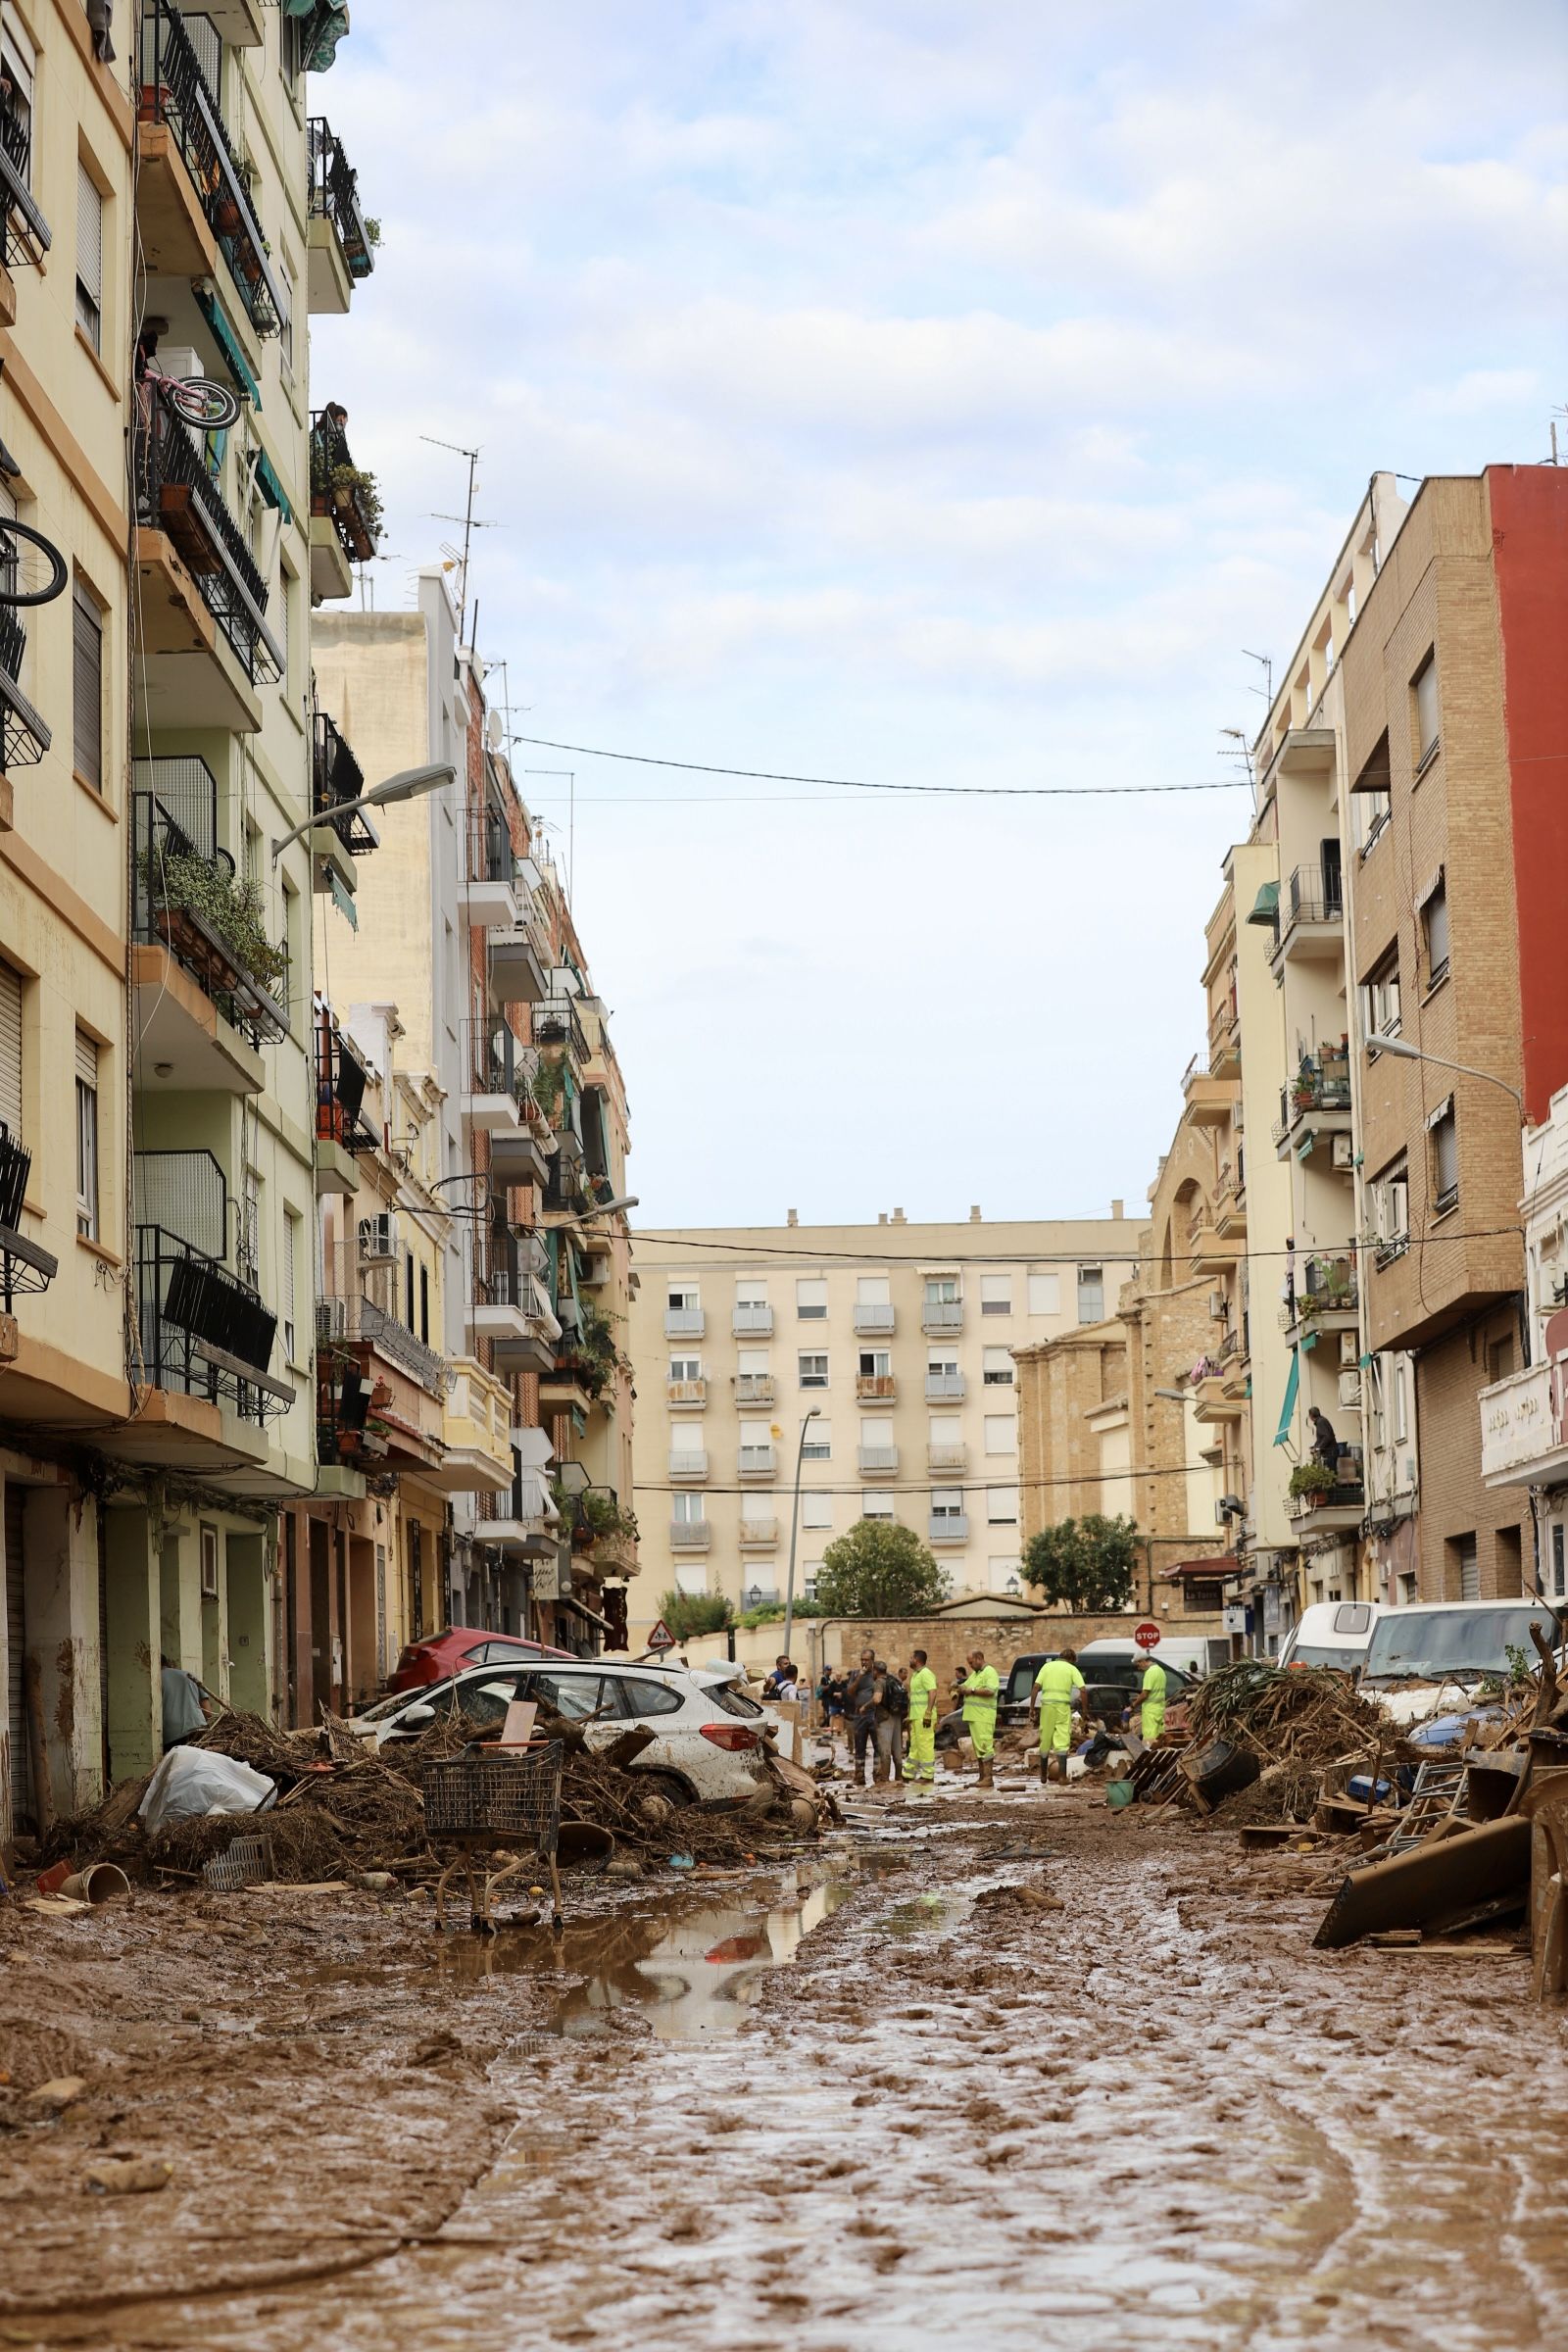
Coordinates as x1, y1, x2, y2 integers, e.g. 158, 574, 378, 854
810, 1607, 1222, 1687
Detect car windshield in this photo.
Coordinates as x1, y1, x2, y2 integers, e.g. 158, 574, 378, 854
1288, 1644, 1365, 1671
1363, 1605, 1556, 1681
357, 1681, 451, 1722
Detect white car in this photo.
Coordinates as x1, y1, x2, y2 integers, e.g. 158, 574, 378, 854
346, 1658, 774, 1808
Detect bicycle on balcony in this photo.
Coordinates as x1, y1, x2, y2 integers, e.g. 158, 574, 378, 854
134, 328, 241, 430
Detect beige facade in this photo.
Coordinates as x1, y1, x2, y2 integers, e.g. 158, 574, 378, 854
629, 1211, 1139, 1641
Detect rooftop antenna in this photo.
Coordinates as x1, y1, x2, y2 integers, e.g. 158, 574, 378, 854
1242, 648, 1273, 704
419, 433, 482, 641
1218, 726, 1255, 790
527, 769, 575, 899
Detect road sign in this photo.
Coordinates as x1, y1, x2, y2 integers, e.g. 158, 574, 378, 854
1134, 1620, 1161, 1650
646, 1617, 676, 1652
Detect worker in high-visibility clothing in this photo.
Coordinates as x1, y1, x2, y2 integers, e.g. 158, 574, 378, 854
1033, 1648, 1087, 1785
956, 1648, 1001, 1789
1130, 1653, 1167, 1743
902, 1647, 939, 1790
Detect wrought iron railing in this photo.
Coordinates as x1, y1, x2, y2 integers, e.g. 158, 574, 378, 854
0, 605, 50, 769
135, 1223, 285, 1423
533, 994, 590, 1063
139, 0, 282, 334
462, 1016, 541, 1118
0, 1126, 57, 1310
0, 78, 50, 265
131, 771, 288, 1044
315, 1011, 375, 1153
310, 406, 378, 560
467, 800, 516, 888
313, 711, 376, 854
1279, 863, 1345, 936
318, 1291, 450, 1398
132, 391, 281, 682
306, 117, 374, 280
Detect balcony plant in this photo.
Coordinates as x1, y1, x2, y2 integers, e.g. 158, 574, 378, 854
329, 463, 382, 556
1288, 1461, 1337, 1501
141, 848, 288, 995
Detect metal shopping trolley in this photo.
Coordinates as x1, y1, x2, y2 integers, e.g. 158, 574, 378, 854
422, 1739, 565, 1933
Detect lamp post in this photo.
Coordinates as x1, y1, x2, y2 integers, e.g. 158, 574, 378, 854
270, 760, 455, 863
782, 1407, 822, 1660
1365, 1034, 1523, 1112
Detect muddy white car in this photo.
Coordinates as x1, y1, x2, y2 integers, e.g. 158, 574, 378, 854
345, 1659, 773, 1808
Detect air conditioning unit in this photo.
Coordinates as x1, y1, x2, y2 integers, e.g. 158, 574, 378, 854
359, 1212, 399, 1264
1331, 1134, 1355, 1170
1208, 1291, 1226, 1320
316, 1297, 351, 1345
1214, 1500, 1231, 1527
1340, 1331, 1360, 1367
1338, 1371, 1362, 1409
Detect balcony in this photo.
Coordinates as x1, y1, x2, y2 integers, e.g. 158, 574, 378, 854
1272, 863, 1345, 965
1188, 1220, 1243, 1277
1207, 989, 1241, 1079
922, 1299, 963, 1335
467, 1250, 560, 1375
0, 75, 51, 274
131, 768, 287, 1091
854, 1304, 896, 1335
314, 1009, 374, 1199
135, 1222, 290, 1431
664, 1306, 706, 1339
133, 393, 282, 723
925, 1370, 965, 1402
1181, 1053, 1237, 1129
465, 803, 521, 928
310, 407, 380, 569
666, 1377, 708, 1409
1191, 1376, 1246, 1427
461, 1019, 550, 1184
927, 1442, 968, 1472
668, 1450, 709, 1482
538, 1347, 601, 1417
534, 994, 591, 1065
422, 1359, 514, 1494
542, 1139, 597, 1218
1282, 1255, 1359, 1339
858, 1445, 899, 1476
734, 1373, 775, 1407
856, 1373, 897, 1401
732, 1303, 774, 1337
669, 1519, 711, 1551
1274, 1055, 1353, 1157
929, 1513, 970, 1545
475, 1459, 561, 1558
0, 608, 51, 773
306, 118, 374, 315
1481, 1360, 1568, 1489
138, 3, 284, 337
1286, 1467, 1366, 1533
739, 1518, 780, 1549
312, 710, 378, 897
739, 1443, 778, 1480
1213, 1165, 1248, 1243
490, 911, 551, 1006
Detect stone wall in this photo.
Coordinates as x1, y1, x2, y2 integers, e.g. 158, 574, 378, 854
804, 1608, 1223, 1690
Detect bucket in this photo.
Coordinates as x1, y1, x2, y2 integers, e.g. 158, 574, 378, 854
555, 1822, 614, 1871
59, 1863, 130, 1904
1105, 1780, 1137, 1809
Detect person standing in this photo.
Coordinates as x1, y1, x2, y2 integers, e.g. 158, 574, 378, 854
1307, 1405, 1340, 1472
902, 1649, 939, 1791
844, 1647, 883, 1787
1129, 1652, 1167, 1743
956, 1647, 1000, 1789
1033, 1649, 1087, 1785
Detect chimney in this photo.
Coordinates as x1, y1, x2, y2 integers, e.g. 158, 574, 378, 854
786, 1208, 798, 1228
891, 1206, 906, 1226
877, 1212, 888, 1226
1111, 1198, 1124, 1219
969, 1204, 982, 1223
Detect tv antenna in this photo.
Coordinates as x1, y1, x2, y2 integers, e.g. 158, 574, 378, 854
1242, 648, 1273, 704
419, 434, 491, 642
1218, 726, 1255, 790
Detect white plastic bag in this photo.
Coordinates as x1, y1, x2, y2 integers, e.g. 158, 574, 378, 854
138, 1744, 276, 1833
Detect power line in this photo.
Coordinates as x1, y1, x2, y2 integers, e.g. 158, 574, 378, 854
512, 734, 1250, 798
627, 1225, 1529, 1268
633, 1459, 1223, 1500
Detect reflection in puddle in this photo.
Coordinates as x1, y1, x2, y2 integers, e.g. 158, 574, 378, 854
883, 1893, 958, 1938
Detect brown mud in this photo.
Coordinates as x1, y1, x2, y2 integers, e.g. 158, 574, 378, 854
4, 1782, 1566, 2349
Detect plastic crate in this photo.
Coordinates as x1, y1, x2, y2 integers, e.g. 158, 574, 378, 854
202, 1832, 272, 1890
421, 1740, 563, 1853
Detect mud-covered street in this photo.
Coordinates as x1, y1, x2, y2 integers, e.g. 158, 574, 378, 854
4, 1779, 1566, 2352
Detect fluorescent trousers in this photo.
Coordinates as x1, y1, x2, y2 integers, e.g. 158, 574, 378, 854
904, 1715, 936, 1781
1140, 1701, 1166, 1742
963, 1706, 996, 1760
1039, 1700, 1073, 1755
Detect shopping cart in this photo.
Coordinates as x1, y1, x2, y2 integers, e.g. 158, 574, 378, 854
422, 1739, 565, 1932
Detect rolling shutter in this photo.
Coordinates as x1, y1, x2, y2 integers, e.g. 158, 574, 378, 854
75, 162, 103, 347
73, 583, 103, 789
0, 961, 22, 1141
5, 1482, 28, 1827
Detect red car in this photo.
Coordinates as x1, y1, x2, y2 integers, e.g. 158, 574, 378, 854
387, 1628, 574, 1692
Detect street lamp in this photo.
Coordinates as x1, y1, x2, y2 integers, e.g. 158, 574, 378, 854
782, 1407, 821, 1660
270, 760, 455, 862
1154, 1387, 1189, 1403
1365, 1034, 1523, 1111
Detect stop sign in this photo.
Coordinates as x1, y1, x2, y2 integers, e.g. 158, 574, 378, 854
1134, 1620, 1161, 1650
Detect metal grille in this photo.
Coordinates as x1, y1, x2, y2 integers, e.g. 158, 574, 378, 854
307, 118, 374, 279
132, 1149, 227, 1260
139, 0, 282, 334
131, 389, 280, 682
422, 1741, 563, 1853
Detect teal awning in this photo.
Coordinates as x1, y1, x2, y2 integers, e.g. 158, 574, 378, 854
326, 866, 357, 929
194, 287, 262, 410
285, 0, 351, 72
254, 447, 292, 525
1246, 880, 1280, 926
1273, 1347, 1299, 1445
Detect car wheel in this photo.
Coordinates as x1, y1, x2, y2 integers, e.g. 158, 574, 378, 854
634, 1769, 695, 1810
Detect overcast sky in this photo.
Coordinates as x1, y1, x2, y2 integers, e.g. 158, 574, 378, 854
312, 2, 1567, 1232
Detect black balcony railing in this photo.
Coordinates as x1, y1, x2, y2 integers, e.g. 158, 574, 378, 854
1276, 862, 1345, 943
310, 406, 379, 561
0, 79, 49, 267
462, 1016, 539, 1111
307, 117, 374, 282
0, 1125, 58, 1310
139, 0, 283, 335
318, 1292, 450, 1400
133, 390, 281, 683
131, 761, 288, 1045
471, 1238, 542, 1319
534, 994, 589, 1063
135, 1223, 288, 1423
312, 710, 376, 854
467, 799, 516, 888
1275, 1057, 1353, 1145
316, 1011, 375, 1155
0, 606, 50, 770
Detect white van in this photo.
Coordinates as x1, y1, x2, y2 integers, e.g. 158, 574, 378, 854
1278, 1599, 1381, 1675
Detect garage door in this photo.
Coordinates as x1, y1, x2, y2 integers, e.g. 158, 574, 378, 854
5, 1483, 28, 1827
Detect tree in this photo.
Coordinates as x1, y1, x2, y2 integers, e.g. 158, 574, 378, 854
1021, 1514, 1140, 1612
813, 1520, 952, 1618
657, 1589, 733, 1640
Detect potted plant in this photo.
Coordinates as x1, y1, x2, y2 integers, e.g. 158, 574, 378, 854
141, 848, 288, 998
1288, 1461, 1337, 1504
330, 463, 382, 556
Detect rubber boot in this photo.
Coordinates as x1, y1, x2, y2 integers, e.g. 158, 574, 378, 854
977, 1756, 994, 1790
855, 1755, 867, 1788
1039, 1753, 1050, 1786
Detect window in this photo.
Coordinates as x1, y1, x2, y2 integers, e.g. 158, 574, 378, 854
419, 1261, 430, 1345
986, 1487, 1019, 1524
74, 1030, 99, 1239
930, 1489, 963, 1521
0, 959, 23, 1143
803, 1563, 821, 1600
857, 1275, 890, 1306
667, 1284, 699, 1313
736, 1346, 769, 1374
1486, 1334, 1514, 1387
1361, 949, 1400, 1045
1373, 1159, 1410, 1261
276, 260, 295, 384
669, 1420, 706, 1456
1552, 1523, 1566, 1603
858, 1348, 890, 1379
983, 1414, 1017, 1455
799, 1350, 828, 1390
928, 1412, 960, 1446
75, 160, 103, 351
980, 1275, 1011, 1316
924, 1276, 958, 1305
735, 1279, 767, 1308
1413, 653, 1441, 769
668, 1354, 701, 1383
278, 566, 295, 695
2, 24, 33, 206
982, 1346, 1014, 1387
801, 1425, 831, 1460
671, 1491, 705, 1523
1077, 1265, 1104, 1322
1027, 1271, 1060, 1316
623, 1678, 684, 1719
796, 1278, 827, 1319
73, 580, 104, 790
861, 1492, 894, 1520
1393, 1358, 1409, 1445
927, 1351, 958, 1379
1430, 1100, 1458, 1214
1421, 878, 1449, 989
200, 1525, 220, 1599
988, 1557, 1021, 1594
801, 1493, 832, 1531
282, 1209, 299, 1361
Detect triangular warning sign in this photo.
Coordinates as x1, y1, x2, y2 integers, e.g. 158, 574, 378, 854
646, 1617, 676, 1651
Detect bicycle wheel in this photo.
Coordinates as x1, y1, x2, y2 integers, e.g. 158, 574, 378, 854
167, 376, 242, 430
0, 517, 68, 609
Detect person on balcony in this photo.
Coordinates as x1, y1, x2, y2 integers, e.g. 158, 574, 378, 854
1308, 1405, 1341, 1473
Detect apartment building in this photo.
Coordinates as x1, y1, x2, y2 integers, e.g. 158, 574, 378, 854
312, 587, 638, 1664
630, 1211, 1138, 1641
1344, 466, 1568, 1603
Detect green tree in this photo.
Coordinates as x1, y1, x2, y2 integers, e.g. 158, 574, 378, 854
814, 1520, 952, 1617
657, 1588, 733, 1640
1020, 1514, 1140, 1612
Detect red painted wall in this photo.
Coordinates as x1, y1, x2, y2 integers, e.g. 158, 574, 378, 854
1491, 465, 1568, 1123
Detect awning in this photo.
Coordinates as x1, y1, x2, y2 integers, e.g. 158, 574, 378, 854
1165, 1555, 1237, 1581
285, 0, 351, 72
1273, 1348, 1299, 1445
326, 866, 358, 929
1246, 880, 1280, 926
561, 1594, 613, 1637
253, 447, 292, 524
195, 286, 263, 410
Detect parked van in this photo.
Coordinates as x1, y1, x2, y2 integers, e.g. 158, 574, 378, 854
1360, 1598, 1560, 1689
1278, 1600, 1381, 1676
